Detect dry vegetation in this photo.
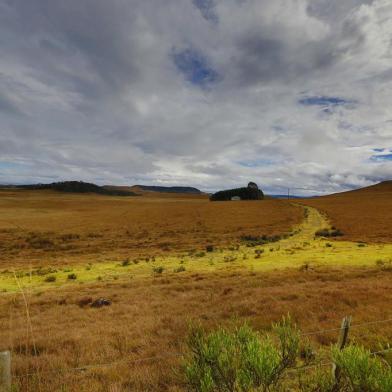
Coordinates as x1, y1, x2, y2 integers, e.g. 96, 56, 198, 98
1, 184, 392, 391
1, 266, 392, 391
0, 189, 302, 268
299, 181, 392, 243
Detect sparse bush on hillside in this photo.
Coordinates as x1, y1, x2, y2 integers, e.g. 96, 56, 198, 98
206, 245, 214, 252
315, 228, 344, 238
121, 259, 131, 267
153, 266, 164, 274
376, 259, 392, 271
44, 275, 56, 283
67, 273, 77, 280
26, 233, 55, 249
241, 234, 282, 247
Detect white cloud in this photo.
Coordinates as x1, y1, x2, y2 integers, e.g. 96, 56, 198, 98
0, 0, 391, 194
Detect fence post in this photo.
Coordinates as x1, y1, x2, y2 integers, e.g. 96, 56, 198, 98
0, 351, 11, 392
332, 316, 351, 390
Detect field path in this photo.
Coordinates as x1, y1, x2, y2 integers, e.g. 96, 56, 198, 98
277, 204, 327, 248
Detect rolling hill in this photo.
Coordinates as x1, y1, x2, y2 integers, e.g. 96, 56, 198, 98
299, 180, 392, 243
17, 181, 137, 196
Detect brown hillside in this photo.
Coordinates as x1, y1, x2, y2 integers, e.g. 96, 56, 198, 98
103, 185, 207, 199
299, 181, 392, 243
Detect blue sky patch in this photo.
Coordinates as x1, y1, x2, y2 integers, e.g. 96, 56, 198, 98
172, 48, 219, 87
370, 153, 392, 162
237, 159, 274, 167
299, 96, 353, 107
0, 161, 23, 170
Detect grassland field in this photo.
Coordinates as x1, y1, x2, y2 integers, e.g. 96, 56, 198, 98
0, 185, 391, 391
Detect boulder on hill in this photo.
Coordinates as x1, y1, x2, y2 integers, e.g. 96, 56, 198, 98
210, 182, 264, 201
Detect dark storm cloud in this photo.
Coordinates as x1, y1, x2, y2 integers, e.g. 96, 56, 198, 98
0, 0, 391, 192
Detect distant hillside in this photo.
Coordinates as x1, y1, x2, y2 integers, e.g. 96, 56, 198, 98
269, 194, 304, 199
341, 180, 392, 194
18, 181, 137, 196
298, 180, 392, 243
133, 185, 202, 194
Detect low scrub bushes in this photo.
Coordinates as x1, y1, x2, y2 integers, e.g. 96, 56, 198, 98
184, 317, 299, 391
302, 346, 392, 392
153, 266, 164, 274
315, 228, 344, 238
241, 234, 282, 247
183, 318, 392, 392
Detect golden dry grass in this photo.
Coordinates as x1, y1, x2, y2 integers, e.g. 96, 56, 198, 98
0, 189, 302, 268
1, 186, 392, 391
299, 181, 392, 243
1, 266, 392, 391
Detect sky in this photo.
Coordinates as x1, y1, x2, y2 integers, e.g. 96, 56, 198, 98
0, 0, 391, 195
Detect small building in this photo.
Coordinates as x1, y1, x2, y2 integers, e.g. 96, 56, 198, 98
231, 196, 241, 201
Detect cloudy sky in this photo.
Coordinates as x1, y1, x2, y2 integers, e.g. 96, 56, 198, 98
1, 0, 391, 194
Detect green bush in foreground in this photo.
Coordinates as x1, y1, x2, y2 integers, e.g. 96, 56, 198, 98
184, 317, 299, 392
183, 318, 392, 392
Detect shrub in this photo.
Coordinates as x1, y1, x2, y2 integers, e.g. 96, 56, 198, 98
35, 267, 57, 276
174, 266, 186, 273
121, 259, 130, 267
60, 233, 80, 241
67, 273, 77, 280
333, 345, 392, 391
206, 245, 214, 252
300, 345, 392, 392
315, 228, 344, 238
183, 321, 392, 392
315, 229, 330, 237
44, 275, 56, 283
330, 229, 344, 237
153, 266, 164, 274
241, 234, 281, 247
26, 234, 55, 249
184, 316, 299, 392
